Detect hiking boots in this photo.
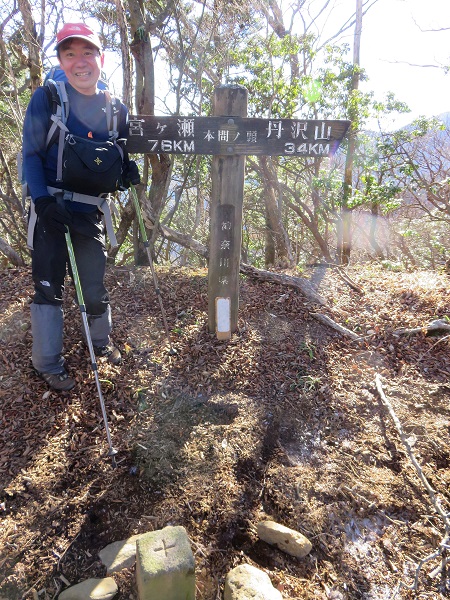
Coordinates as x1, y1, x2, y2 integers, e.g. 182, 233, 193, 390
37, 368, 75, 391
94, 343, 122, 365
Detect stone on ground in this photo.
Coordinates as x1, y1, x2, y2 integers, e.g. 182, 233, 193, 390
99, 534, 142, 573
257, 520, 312, 558
58, 577, 118, 600
136, 525, 195, 600
224, 564, 282, 600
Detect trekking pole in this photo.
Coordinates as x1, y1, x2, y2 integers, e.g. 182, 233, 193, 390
130, 184, 176, 355
64, 226, 118, 468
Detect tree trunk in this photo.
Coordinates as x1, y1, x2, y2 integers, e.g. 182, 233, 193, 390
0, 237, 26, 267
265, 213, 276, 266
286, 199, 334, 263
394, 232, 417, 268
259, 156, 294, 268
18, 0, 43, 92
128, 0, 172, 260
114, 0, 133, 108
369, 202, 385, 258
338, 0, 362, 265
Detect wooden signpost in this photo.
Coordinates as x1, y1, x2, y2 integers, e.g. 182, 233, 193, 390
127, 85, 350, 340
126, 114, 349, 157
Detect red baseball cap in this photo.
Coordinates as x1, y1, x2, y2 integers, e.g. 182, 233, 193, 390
56, 23, 102, 51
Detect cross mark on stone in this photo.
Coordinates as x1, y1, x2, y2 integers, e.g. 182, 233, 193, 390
153, 538, 176, 557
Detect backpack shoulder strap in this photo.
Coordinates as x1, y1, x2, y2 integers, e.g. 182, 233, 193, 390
55, 80, 70, 120
45, 80, 70, 147
104, 91, 121, 139
44, 66, 57, 85
45, 80, 70, 182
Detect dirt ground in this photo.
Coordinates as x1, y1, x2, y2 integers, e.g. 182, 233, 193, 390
1, 262, 450, 600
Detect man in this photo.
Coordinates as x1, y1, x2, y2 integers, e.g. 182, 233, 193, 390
22, 23, 137, 391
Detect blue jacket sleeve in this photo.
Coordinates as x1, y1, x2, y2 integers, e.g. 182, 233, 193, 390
22, 87, 53, 202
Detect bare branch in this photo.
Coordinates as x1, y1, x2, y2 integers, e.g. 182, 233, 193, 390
0, 236, 25, 266
384, 59, 445, 70
375, 374, 450, 591
393, 319, 450, 337
311, 312, 360, 339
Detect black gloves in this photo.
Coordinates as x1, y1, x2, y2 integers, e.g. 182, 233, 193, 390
121, 160, 141, 189
34, 196, 73, 234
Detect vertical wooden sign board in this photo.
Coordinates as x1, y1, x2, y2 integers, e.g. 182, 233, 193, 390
208, 85, 248, 339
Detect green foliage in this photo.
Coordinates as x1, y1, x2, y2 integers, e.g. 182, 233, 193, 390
303, 79, 322, 103
380, 260, 403, 272
352, 173, 402, 212
393, 216, 450, 270
373, 92, 410, 117
299, 341, 315, 359
2, 0, 449, 273
228, 33, 305, 117
311, 167, 344, 214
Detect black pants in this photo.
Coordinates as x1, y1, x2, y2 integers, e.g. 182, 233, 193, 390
32, 209, 109, 313
30, 209, 112, 373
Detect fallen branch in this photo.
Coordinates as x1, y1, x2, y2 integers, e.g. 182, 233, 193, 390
153, 229, 329, 307
240, 263, 327, 306
393, 319, 450, 337
142, 223, 332, 307
160, 224, 209, 259
375, 374, 450, 593
311, 313, 361, 340
145, 224, 329, 306
418, 334, 450, 361
0, 236, 25, 267
335, 266, 365, 294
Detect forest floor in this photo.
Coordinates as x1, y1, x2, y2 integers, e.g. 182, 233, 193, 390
1, 262, 450, 600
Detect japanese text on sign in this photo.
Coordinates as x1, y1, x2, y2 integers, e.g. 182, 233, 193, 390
127, 116, 350, 157
217, 207, 234, 287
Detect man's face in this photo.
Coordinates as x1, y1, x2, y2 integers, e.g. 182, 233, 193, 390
58, 39, 104, 95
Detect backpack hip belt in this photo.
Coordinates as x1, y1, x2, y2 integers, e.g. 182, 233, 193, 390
27, 188, 119, 250
51, 187, 119, 247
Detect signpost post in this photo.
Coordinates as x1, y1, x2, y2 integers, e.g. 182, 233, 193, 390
208, 86, 247, 339
127, 85, 350, 339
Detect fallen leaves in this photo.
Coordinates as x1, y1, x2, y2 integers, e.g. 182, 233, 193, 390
1, 264, 450, 599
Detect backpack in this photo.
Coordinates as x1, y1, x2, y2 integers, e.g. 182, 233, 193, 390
19, 71, 125, 249
44, 79, 125, 195
19, 70, 124, 201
